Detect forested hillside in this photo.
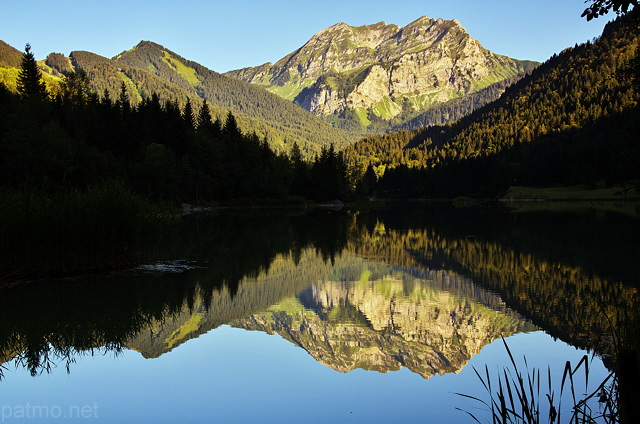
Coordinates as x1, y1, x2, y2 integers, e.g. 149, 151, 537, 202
0, 41, 22, 68
0, 40, 357, 155
0, 47, 354, 204
1, 41, 62, 92
112, 41, 356, 153
345, 14, 640, 197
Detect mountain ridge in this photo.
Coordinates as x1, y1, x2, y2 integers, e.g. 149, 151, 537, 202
0, 39, 357, 155
344, 13, 640, 197
225, 16, 539, 131
109, 40, 359, 153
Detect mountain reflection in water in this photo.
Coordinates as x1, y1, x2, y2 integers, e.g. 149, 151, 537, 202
0, 204, 638, 385
125, 248, 534, 378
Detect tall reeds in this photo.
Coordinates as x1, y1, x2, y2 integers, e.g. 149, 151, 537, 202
0, 181, 172, 282
456, 338, 618, 424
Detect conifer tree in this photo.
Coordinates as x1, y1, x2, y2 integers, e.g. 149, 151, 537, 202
182, 98, 196, 130
60, 70, 92, 105
116, 81, 130, 114
289, 141, 304, 165
223, 111, 240, 136
17, 43, 47, 100
101, 89, 112, 107
289, 141, 310, 197
197, 99, 212, 129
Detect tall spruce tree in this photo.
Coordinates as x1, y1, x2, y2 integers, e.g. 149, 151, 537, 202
182, 98, 196, 130
197, 99, 212, 129
17, 43, 47, 100
60, 70, 92, 105
116, 81, 130, 114
222, 111, 240, 136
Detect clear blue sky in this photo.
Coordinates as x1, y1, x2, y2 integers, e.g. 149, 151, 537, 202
1, 0, 613, 73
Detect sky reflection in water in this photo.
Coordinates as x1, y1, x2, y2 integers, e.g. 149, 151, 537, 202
1, 326, 607, 424
1, 205, 634, 423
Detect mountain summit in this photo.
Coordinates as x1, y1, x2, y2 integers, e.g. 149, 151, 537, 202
225, 16, 538, 130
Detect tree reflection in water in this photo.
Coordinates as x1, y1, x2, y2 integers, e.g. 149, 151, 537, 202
0, 204, 637, 394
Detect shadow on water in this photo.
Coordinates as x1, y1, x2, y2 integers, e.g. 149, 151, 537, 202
0, 208, 353, 376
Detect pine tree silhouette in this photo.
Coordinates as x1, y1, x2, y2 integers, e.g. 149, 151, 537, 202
17, 43, 47, 100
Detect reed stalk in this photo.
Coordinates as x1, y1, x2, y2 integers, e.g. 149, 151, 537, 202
456, 338, 618, 424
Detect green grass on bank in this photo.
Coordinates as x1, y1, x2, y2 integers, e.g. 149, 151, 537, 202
499, 184, 640, 216
501, 183, 640, 201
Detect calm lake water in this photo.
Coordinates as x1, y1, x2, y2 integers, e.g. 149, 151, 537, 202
1, 202, 638, 423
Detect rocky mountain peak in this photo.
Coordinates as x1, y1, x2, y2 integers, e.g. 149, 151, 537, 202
315, 21, 351, 36
222, 16, 540, 131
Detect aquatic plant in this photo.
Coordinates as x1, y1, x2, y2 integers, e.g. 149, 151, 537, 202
456, 338, 618, 424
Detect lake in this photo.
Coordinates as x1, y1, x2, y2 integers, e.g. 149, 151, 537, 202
1, 202, 638, 423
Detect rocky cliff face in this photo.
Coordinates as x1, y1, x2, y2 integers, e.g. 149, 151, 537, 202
232, 273, 533, 378
122, 249, 533, 377
225, 17, 537, 128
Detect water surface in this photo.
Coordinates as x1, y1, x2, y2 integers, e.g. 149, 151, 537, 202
1, 204, 637, 423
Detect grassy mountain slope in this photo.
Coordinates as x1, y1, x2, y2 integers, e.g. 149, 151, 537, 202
390, 73, 527, 131
0, 41, 62, 92
0, 40, 357, 155
0, 41, 22, 90
112, 41, 357, 153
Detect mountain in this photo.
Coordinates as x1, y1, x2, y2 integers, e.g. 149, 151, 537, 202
124, 248, 336, 358
0, 40, 357, 155
113, 41, 358, 152
0, 40, 62, 91
0, 40, 22, 68
390, 73, 525, 131
344, 13, 640, 197
233, 274, 532, 378
123, 247, 532, 377
225, 16, 538, 131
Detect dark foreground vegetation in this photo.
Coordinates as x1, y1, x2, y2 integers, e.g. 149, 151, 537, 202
0, 182, 172, 282
0, 44, 354, 279
0, 46, 353, 205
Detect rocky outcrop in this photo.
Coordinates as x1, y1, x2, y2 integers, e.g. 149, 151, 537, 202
232, 274, 534, 378
225, 16, 538, 126
122, 248, 534, 377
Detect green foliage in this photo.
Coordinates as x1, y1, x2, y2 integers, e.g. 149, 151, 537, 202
308, 144, 350, 201
45, 52, 74, 76
58, 69, 92, 104
583, 0, 637, 20
16, 43, 47, 100
0, 68, 355, 207
345, 14, 640, 198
